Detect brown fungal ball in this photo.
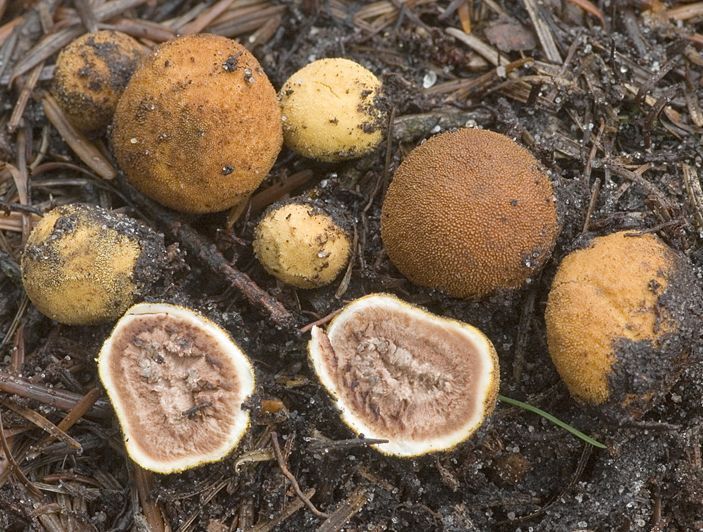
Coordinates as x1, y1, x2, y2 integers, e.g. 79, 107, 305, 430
51, 30, 145, 134
112, 34, 282, 213
308, 293, 500, 456
253, 201, 352, 289
21, 204, 168, 325
381, 128, 559, 299
98, 303, 255, 473
279, 58, 385, 162
545, 231, 702, 419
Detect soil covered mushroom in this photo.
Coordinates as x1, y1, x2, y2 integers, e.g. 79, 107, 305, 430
97, 303, 256, 473
253, 200, 352, 288
545, 231, 702, 419
21, 203, 168, 325
381, 128, 559, 299
308, 293, 499, 457
279, 58, 386, 162
112, 34, 282, 213
51, 30, 145, 134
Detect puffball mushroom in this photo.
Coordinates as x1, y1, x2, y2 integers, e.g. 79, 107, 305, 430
98, 303, 256, 474
21, 204, 168, 325
51, 30, 145, 134
308, 293, 499, 457
253, 201, 352, 288
112, 34, 282, 213
279, 58, 385, 162
381, 128, 559, 299
546, 231, 702, 419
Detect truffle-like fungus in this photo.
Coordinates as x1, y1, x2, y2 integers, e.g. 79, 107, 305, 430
112, 34, 282, 213
98, 303, 255, 473
21, 204, 168, 325
546, 231, 702, 419
253, 201, 352, 288
279, 58, 385, 162
381, 128, 559, 298
51, 30, 144, 134
308, 293, 499, 456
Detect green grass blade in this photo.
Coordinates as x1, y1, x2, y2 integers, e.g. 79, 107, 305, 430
498, 394, 607, 449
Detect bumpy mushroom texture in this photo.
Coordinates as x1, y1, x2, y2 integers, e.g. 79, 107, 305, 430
308, 294, 499, 457
253, 202, 352, 288
545, 231, 701, 418
279, 58, 385, 162
21, 203, 167, 325
112, 34, 282, 213
51, 30, 144, 134
98, 303, 255, 473
381, 128, 559, 299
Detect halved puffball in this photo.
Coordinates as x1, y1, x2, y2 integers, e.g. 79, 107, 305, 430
279, 58, 385, 162
253, 201, 352, 288
21, 203, 167, 325
97, 303, 256, 474
308, 293, 499, 457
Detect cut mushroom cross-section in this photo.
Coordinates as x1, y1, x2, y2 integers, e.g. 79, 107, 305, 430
308, 293, 499, 457
98, 303, 255, 473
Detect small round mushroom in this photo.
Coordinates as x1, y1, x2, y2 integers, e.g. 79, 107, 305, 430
308, 293, 500, 457
381, 128, 559, 298
21, 203, 168, 325
546, 231, 702, 419
51, 30, 145, 134
97, 302, 256, 474
279, 58, 385, 162
252, 200, 352, 288
112, 34, 282, 213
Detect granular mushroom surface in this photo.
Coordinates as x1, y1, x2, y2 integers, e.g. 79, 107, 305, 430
51, 30, 144, 134
98, 303, 255, 473
21, 203, 167, 325
545, 231, 702, 419
112, 33, 282, 213
381, 128, 559, 298
308, 293, 499, 456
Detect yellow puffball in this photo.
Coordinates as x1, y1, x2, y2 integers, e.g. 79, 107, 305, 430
21, 204, 167, 325
253, 201, 351, 288
279, 58, 385, 162
51, 30, 145, 134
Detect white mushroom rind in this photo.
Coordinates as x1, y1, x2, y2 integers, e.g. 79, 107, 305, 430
97, 302, 255, 474
308, 293, 499, 457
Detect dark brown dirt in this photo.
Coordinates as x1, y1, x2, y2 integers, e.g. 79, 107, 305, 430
1, 1, 703, 531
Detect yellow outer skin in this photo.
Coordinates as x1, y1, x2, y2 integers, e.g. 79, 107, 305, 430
97, 302, 256, 474
307, 293, 500, 457
51, 30, 144, 133
253, 203, 351, 288
21, 205, 142, 325
279, 58, 384, 162
545, 231, 675, 405
112, 34, 282, 213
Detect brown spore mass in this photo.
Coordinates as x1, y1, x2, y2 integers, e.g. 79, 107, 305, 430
112, 33, 282, 213
52, 30, 144, 134
381, 128, 559, 298
320, 304, 491, 441
108, 313, 243, 462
